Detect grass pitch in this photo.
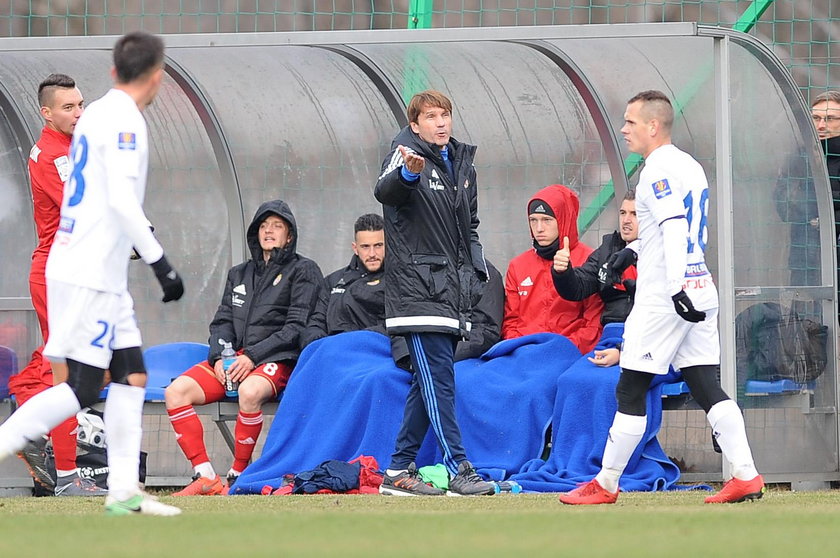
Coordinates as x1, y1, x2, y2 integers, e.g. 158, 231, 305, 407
1, 488, 839, 557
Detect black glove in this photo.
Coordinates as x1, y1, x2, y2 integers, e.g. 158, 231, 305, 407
672, 290, 705, 323
605, 247, 637, 285
622, 278, 636, 297
150, 255, 184, 303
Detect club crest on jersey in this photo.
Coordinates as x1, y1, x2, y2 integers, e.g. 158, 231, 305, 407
652, 179, 672, 199
118, 132, 136, 150
273, 273, 283, 286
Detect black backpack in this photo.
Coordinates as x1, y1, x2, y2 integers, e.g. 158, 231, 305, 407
735, 302, 828, 384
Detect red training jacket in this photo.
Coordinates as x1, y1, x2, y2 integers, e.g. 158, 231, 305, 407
502, 184, 604, 353
28, 126, 72, 283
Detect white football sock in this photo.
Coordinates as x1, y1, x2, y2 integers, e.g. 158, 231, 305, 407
0, 383, 81, 458
707, 400, 759, 481
595, 412, 647, 493
195, 462, 216, 479
104, 383, 145, 500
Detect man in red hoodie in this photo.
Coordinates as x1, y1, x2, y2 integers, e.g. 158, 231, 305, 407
502, 184, 604, 353
8, 74, 105, 496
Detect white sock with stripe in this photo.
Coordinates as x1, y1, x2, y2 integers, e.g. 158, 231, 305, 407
707, 400, 759, 481
595, 412, 647, 493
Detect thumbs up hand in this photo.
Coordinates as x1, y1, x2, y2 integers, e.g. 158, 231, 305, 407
553, 236, 571, 273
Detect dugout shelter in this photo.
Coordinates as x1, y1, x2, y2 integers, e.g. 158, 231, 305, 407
0, 23, 835, 487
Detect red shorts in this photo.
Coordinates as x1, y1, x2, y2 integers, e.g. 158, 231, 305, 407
180, 360, 292, 403
8, 346, 53, 403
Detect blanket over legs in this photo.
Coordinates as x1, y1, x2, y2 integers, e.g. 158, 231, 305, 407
230, 331, 583, 494
511, 323, 682, 492
230, 331, 435, 494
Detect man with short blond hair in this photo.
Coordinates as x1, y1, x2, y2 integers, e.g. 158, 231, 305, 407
560, 90, 763, 506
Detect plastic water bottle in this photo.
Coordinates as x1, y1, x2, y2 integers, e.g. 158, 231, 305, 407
493, 480, 522, 494
219, 340, 238, 397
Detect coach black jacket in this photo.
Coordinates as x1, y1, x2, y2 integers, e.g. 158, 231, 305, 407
374, 126, 488, 338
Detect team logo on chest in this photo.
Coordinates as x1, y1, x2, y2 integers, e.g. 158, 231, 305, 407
232, 284, 246, 307
273, 273, 283, 286
429, 169, 445, 191
519, 276, 533, 296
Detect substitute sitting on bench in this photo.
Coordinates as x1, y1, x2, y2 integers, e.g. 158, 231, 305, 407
164, 199, 323, 496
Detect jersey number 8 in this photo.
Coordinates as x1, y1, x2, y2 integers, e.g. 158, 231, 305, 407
67, 135, 88, 207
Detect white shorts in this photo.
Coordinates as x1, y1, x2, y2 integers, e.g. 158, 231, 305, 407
619, 306, 720, 375
44, 281, 142, 369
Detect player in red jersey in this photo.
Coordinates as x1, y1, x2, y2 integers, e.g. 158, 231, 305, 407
8, 74, 105, 496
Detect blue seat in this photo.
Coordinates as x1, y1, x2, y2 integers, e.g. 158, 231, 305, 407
661, 380, 690, 397
744, 378, 815, 396
0, 345, 18, 399
142, 342, 210, 401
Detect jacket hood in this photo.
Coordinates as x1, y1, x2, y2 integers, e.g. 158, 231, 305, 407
527, 184, 580, 249
246, 199, 298, 264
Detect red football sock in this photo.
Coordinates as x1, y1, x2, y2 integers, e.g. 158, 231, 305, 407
50, 416, 78, 472
168, 405, 210, 467
232, 411, 263, 472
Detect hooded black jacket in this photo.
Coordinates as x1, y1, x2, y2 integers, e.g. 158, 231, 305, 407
207, 199, 323, 366
374, 126, 488, 337
551, 231, 636, 325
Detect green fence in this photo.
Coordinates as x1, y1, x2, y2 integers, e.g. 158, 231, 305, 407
1, 1, 836, 98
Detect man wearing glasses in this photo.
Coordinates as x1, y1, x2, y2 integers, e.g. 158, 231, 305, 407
812, 91, 840, 318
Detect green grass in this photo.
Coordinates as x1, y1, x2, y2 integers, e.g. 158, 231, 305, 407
1, 489, 839, 557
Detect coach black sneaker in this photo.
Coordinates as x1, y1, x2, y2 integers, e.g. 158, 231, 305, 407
447, 461, 495, 496
379, 462, 444, 496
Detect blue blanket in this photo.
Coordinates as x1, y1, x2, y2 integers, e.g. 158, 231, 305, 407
230, 330, 433, 494
231, 331, 581, 494
511, 323, 682, 492
441, 333, 581, 480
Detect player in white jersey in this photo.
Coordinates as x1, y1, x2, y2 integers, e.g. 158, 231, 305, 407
560, 90, 764, 506
0, 32, 183, 516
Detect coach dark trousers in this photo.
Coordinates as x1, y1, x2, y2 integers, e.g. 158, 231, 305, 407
389, 331, 467, 475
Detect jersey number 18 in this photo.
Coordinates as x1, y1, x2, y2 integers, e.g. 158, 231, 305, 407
683, 188, 709, 255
